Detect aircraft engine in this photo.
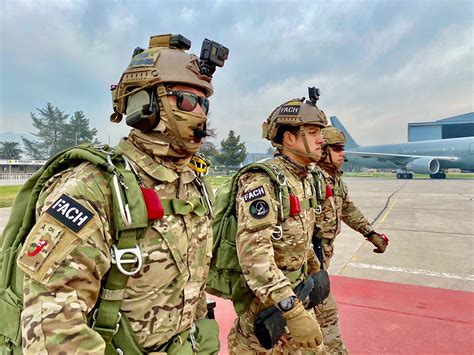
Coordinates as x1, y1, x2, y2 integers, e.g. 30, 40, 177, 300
406, 157, 440, 174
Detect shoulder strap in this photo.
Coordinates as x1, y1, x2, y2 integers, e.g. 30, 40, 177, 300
227, 162, 291, 223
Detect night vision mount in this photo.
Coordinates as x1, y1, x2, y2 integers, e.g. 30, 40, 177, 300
306, 87, 321, 107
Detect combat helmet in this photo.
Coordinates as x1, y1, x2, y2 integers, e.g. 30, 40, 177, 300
321, 126, 347, 146
262, 87, 328, 161
110, 34, 228, 144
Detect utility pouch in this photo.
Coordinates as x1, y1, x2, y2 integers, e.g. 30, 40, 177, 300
294, 276, 315, 307
312, 231, 324, 269
254, 305, 287, 350
307, 270, 330, 309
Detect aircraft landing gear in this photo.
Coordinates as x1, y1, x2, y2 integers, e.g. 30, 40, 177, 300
396, 172, 413, 179
430, 172, 446, 179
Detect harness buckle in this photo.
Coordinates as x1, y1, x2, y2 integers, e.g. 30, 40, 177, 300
111, 244, 143, 276
272, 225, 283, 240
315, 205, 322, 214
91, 309, 122, 336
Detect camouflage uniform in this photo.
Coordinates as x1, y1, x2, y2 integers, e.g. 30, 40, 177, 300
17, 138, 213, 353
228, 155, 325, 354
313, 167, 374, 354
15, 33, 228, 354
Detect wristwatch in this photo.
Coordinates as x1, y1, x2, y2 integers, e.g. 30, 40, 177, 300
277, 295, 297, 312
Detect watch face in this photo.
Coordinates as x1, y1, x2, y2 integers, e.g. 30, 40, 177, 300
280, 296, 295, 311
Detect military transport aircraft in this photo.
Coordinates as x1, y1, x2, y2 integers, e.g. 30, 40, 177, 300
330, 116, 474, 179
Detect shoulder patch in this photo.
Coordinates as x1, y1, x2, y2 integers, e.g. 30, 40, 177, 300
249, 199, 270, 219
243, 186, 266, 202
18, 221, 65, 273
46, 194, 93, 232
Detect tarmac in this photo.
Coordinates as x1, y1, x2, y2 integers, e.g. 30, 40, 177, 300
1, 177, 473, 353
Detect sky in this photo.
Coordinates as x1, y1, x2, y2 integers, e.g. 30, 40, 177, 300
0, 0, 472, 153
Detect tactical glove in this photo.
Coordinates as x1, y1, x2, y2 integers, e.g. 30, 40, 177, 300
282, 300, 323, 348
366, 232, 389, 253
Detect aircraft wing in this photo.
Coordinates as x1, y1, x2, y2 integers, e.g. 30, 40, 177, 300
345, 151, 458, 165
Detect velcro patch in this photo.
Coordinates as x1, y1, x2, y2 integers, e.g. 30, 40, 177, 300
18, 222, 65, 273
249, 200, 270, 219
244, 186, 266, 202
46, 194, 93, 232
279, 105, 300, 115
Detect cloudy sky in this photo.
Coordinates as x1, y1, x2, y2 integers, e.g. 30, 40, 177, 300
1, 0, 472, 152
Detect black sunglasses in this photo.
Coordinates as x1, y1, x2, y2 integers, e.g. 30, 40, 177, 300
330, 145, 345, 152
166, 91, 210, 114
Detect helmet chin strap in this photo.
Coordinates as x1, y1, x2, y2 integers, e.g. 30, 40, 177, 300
272, 126, 320, 163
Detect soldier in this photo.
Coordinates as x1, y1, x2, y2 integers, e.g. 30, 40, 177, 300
16, 34, 227, 354
227, 95, 328, 354
313, 126, 389, 354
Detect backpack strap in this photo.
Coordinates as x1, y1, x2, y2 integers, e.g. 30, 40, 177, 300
88, 155, 149, 353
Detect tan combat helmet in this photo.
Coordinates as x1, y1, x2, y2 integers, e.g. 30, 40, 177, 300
321, 126, 347, 146
262, 87, 328, 161
110, 34, 228, 133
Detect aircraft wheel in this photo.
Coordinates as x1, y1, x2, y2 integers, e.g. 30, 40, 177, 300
396, 173, 402, 179
441, 172, 446, 179
408, 173, 413, 179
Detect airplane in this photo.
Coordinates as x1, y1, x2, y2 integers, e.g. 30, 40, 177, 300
330, 116, 474, 179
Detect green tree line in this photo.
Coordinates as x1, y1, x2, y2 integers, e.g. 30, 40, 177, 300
20, 103, 98, 159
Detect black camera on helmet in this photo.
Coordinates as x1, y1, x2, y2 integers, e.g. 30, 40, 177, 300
199, 39, 229, 76
307, 87, 321, 106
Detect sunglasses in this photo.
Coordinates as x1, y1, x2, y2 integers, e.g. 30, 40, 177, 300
166, 91, 210, 114
330, 145, 345, 152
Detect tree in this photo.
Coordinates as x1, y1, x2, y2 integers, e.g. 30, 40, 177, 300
22, 103, 98, 159
215, 130, 247, 168
199, 141, 219, 164
22, 103, 69, 159
0, 141, 22, 159
64, 111, 98, 146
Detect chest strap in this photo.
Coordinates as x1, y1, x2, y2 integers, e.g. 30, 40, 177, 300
160, 196, 207, 217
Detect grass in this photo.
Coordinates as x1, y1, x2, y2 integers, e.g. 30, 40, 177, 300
0, 185, 22, 208
1, 172, 472, 208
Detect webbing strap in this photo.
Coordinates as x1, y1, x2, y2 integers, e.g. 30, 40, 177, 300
300, 197, 317, 211
160, 196, 207, 217
92, 230, 139, 344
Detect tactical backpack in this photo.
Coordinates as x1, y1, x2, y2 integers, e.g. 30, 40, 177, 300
206, 162, 326, 315
0, 144, 215, 355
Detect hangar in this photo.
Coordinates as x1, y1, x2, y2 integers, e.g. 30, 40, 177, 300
408, 112, 474, 142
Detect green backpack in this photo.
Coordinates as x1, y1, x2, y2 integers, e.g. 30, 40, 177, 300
206, 162, 325, 315
0, 144, 151, 354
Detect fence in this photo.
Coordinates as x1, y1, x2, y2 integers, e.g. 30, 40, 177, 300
0, 173, 34, 186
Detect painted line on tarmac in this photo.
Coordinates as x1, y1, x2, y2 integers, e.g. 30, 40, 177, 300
348, 262, 474, 281
375, 198, 398, 228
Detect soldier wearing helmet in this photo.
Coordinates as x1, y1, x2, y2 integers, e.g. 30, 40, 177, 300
18, 34, 227, 354
311, 126, 389, 354
227, 90, 328, 354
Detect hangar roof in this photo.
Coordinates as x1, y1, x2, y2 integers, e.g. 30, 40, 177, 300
409, 112, 474, 127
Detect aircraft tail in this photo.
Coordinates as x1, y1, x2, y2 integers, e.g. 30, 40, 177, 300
329, 116, 359, 149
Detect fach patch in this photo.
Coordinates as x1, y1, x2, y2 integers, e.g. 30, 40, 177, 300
46, 194, 93, 232
249, 200, 270, 219
244, 186, 266, 202
279, 105, 300, 115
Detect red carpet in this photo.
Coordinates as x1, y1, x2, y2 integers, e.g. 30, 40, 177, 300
208, 275, 474, 354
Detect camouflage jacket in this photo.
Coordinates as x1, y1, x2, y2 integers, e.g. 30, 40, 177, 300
17, 138, 212, 353
235, 155, 320, 308
314, 167, 374, 241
